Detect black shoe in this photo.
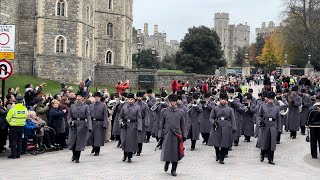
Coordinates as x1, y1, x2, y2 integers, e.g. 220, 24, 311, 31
16, 155, 20, 158
276, 141, 280, 144
8, 155, 16, 159
171, 171, 177, 176
202, 140, 205, 144
312, 156, 317, 159
268, 161, 275, 165
71, 156, 75, 162
229, 147, 232, 151
301, 132, 305, 135
234, 143, 238, 146
216, 156, 219, 161
117, 142, 121, 148
137, 152, 141, 156
191, 148, 195, 151
225, 155, 228, 158
260, 155, 264, 162
122, 156, 127, 162
75, 160, 80, 163
94, 152, 99, 156
164, 163, 169, 172
128, 158, 132, 163
219, 160, 225, 164
91, 149, 94, 154
292, 136, 296, 139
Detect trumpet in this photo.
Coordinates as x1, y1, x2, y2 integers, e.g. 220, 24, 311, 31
278, 100, 289, 115
187, 100, 198, 113
108, 99, 119, 108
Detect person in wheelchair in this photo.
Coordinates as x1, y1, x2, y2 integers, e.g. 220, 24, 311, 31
22, 116, 41, 155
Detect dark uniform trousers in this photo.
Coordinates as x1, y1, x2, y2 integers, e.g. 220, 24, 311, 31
145, 132, 151, 142
9, 126, 24, 157
214, 147, 228, 162
310, 127, 320, 158
165, 161, 178, 172
72, 144, 81, 161
138, 143, 143, 154
300, 126, 306, 134
261, 132, 274, 161
124, 152, 133, 159
191, 140, 196, 149
290, 130, 297, 138
201, 133, 210, 144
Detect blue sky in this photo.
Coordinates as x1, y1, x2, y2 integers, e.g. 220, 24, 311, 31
133, 0, 285, 43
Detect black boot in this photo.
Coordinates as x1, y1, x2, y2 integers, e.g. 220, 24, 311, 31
122, 152, 127, 162
260, 150, 265, 162
171, 162, 178, 176
164, 161, 170, 172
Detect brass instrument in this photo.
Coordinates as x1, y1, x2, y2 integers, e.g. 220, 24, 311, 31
187, 100, 198, 113
150, 96, 168, 111
278, 99, 289, 115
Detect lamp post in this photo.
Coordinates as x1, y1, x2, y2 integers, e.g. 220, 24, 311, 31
137, 43, 142, 69
308, 52, 311, 61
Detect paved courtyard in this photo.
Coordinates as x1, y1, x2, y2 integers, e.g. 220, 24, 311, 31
1, 85, 320, 179
0, 131, 319, 180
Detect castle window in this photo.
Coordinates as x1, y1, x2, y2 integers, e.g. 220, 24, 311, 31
107, 23, 113, 36
105, 51, 112, 64
56, 0, 67, 16
108, 0, 113, 10
85, 41, 89, 57
86, 6, 90, 22
55, 35, 66, 53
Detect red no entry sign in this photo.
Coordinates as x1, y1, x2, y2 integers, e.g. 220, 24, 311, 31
0, 60, 13, 80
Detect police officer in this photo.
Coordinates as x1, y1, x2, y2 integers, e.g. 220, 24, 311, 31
67, 92, 92, 163
208, 92, 236, 164
306, 101, 320, 159
6, 96, 28, 159
256, 91, 281, 165
119, 93, 142, 163
135, 91, 150, 156
87, 92, 108, 156
159, 94, 187, 176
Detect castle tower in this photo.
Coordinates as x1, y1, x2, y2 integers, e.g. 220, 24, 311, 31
95, 0, 133, 69
214, 13, 230, 65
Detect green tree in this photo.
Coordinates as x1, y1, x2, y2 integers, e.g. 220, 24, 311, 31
233, 46, 247, 67
176, 26, 225, 74
161, 54, 176, 70
132, 49, 161, 69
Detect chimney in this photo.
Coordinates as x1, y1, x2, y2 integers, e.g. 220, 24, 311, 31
137, 29, 142, 35
154, 25, 158, 34
144, 23, 148, 36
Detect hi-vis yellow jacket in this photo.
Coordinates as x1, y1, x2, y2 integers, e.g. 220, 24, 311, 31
6, 103, 28, 126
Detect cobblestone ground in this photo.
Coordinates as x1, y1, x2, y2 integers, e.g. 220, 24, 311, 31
0, 85, 319, 179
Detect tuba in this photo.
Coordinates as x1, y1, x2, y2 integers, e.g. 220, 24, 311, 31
278, 100, 289, 116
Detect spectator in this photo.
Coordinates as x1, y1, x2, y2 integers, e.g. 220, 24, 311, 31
22, 116, 39, 154
48, 99, 66, 149
34, 97, 50, 125
0, 99, 8, 153
24, 83, 45, 110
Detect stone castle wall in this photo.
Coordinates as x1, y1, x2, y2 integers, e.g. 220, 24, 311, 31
94, 66, 211, 89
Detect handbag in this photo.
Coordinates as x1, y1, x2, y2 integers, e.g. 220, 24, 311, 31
306, 127, 310, 142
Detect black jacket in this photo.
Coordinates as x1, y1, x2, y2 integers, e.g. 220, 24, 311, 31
307, 106, 320, 126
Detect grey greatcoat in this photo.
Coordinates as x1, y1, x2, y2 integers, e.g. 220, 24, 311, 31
187, 105, 203, 140
254, 99, 265, 138
242, 101, 257, 137
256, 103, 281, 151
229, 99, 245, 140
87, 101, 108, 147
200, 102, 215, 133
146, 96, 157, 133
67, 102, 92, 151
159, 107, 187, 162
119, 103, 143, 152
152, 103, 168, 137
274, 97, 288, 133
112, 103, 125, 136
208, 104, 237, 148
287, 94, 302, 131
300, 94, 312, 126
136, 100, 150, 143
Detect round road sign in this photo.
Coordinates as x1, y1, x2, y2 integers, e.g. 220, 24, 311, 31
0, 60, 13, 80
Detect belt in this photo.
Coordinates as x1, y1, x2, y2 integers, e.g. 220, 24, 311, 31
265, 118, 275, 122
92, 118, 104, 121
73, 118, 86, 121
125, 119, 137, 123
